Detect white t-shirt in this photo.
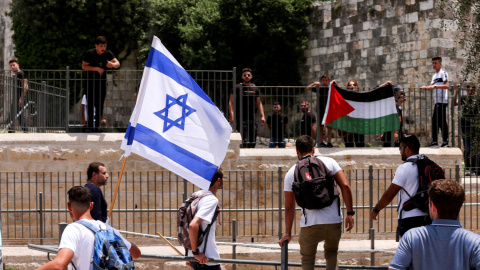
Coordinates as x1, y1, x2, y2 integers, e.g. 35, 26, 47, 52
187, 190, 220, 265
284, 156, 343, 227
58, 219, 132, 270
81, 95, 96, 121
392, 154, 426, 219
431, 69, 449, 104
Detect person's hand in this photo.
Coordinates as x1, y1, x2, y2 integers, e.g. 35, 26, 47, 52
106, 60, 116, 68
278, 234, 292, 247
97, 67, 105, 76
18, 98, 22, 108
370, 209, 379, 220
260, 116, 265, 126
345, 215, 354, 231
194, 253, 209, 264
101, 118, 107, 126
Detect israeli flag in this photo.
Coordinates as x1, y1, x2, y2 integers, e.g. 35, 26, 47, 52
121, 36, 232, 190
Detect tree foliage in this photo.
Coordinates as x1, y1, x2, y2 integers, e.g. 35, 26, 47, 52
9, 0, 154, 69
440, 1, 480, 83
145, 0, 313, 85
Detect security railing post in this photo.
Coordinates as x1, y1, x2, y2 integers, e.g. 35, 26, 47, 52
369, 165, 373, 239
370, 228, 375, 266
278, 167, 283, 239
40, 82, 47, 132
455, 164, 460, 183
66, 66, 70, 133
11, 75, 17, 131
59, 222, 68, 244
450, 85, 455, 147
39, 192, 44, 245
232, 67, 236, 130
232, 219, 237, 270
316, 85, 321, 144
183, 179, 188, 202
281, 240, 288, 270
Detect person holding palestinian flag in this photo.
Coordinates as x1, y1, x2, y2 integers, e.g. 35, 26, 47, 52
323, 80, 399, 147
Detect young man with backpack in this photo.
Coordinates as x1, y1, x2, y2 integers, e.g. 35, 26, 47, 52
278, 135, 354, 270
179, 168, 223, 270
36, 186, 141, 270
371, 135, 444, 239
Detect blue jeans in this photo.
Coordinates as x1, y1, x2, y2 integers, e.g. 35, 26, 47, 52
269, 138, 286, 148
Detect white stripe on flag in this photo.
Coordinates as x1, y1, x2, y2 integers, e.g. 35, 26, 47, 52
121, 36, 232, 190
346, 97, 397, 119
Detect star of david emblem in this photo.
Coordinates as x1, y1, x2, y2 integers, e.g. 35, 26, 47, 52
154, 94, 196, 132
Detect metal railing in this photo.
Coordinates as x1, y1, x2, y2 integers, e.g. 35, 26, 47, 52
0, 166, 476, 243
1, 68, 470, 151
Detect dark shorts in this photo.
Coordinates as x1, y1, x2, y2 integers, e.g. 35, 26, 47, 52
190, 262, 221, 270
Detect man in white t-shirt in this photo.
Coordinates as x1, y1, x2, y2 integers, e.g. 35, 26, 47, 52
36, 186, 141, 270
371, 135, 432, 239
421, 56, 450, 147
278, 135, 355, 270
188, 168, 223, 270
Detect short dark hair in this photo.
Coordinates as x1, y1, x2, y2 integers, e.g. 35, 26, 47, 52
428, 179, 465, 219
68, 186, 92, 211
393, 85, 403, 92
242, 68, 252, 74
399, 134, 420, 154
95, 36, 107, 45
432, 56, 442, 62
210, 168, 224, 187
273, 101, 280, 106
320, 74, 330, 81
296, 135, 314, 154
8, 59, 18, 64
87, 162, 105, 180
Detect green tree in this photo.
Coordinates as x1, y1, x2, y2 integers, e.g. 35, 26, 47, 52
9, 0, 154, 69
145, 0, 313, 85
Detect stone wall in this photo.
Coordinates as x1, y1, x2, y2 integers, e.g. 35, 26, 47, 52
303, 0, 464, 89
0, 132, 462, 172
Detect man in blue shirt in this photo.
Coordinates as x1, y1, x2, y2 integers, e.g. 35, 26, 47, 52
390, 179, 480, 270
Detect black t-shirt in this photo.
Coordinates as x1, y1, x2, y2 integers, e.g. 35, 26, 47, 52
83, 48, 116, 80
230, 83, 260, 121
267, 113, 288, 139
14, 71, 25, 99
301, 111, 316, 137
84, 182, 108, 222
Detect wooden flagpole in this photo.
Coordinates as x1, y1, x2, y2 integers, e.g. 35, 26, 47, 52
157, 232, 184, 256
108, 156, 128, 218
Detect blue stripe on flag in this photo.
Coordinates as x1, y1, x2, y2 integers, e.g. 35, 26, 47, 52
125, 123, 135, 145
132, 123, 217, 181
145, 47, 215, 107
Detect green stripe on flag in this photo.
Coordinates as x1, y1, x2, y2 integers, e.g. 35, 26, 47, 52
327, 113, 399, 135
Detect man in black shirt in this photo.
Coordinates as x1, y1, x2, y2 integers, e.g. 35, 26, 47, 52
84, 162, 109, 223
228, 68, 265, 148
82, 36, 120, 132
8, 59, 28, 132
267, 102, 288, 148
300, 100, 316, 139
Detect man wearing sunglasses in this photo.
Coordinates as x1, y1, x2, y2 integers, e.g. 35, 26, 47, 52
228, 68, 265, 148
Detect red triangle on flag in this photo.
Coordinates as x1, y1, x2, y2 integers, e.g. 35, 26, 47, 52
325, 84, 355, 124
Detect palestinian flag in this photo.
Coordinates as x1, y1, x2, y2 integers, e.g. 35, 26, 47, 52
322, 82, 399, 135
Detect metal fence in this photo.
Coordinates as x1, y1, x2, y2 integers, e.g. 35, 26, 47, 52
1, 68, 470, 150
1, 165, 476, 244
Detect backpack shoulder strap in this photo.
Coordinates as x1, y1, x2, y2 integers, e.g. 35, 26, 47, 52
75, 220, 99, 234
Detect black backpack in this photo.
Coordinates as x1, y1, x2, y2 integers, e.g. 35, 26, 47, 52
292, 156, 340, 219
401, 155, 445, 212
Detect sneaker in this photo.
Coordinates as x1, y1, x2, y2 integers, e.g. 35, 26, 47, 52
326, 142, 333, 148
429, 142, 438, 147
441, 142, 449, 147
465, 170, 471, 176
472, 171, 476, 176
319, 142, 328, 148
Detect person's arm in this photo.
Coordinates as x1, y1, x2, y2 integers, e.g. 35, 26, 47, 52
228, 93, 234, 124
370, 183, 402, 220
256, 96, 265, 126
453, 84, 460, 106
278, 191, 295, 246
106, 58, 120, 69
307, 81, 320, 91
379, 81, 392, 88
189, 216, 209, 264
311, 123, 317, 141
128, 242, 141, 259
334, 170, 354, 231
82, 61, 104, 75
36, 248, 74, 270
